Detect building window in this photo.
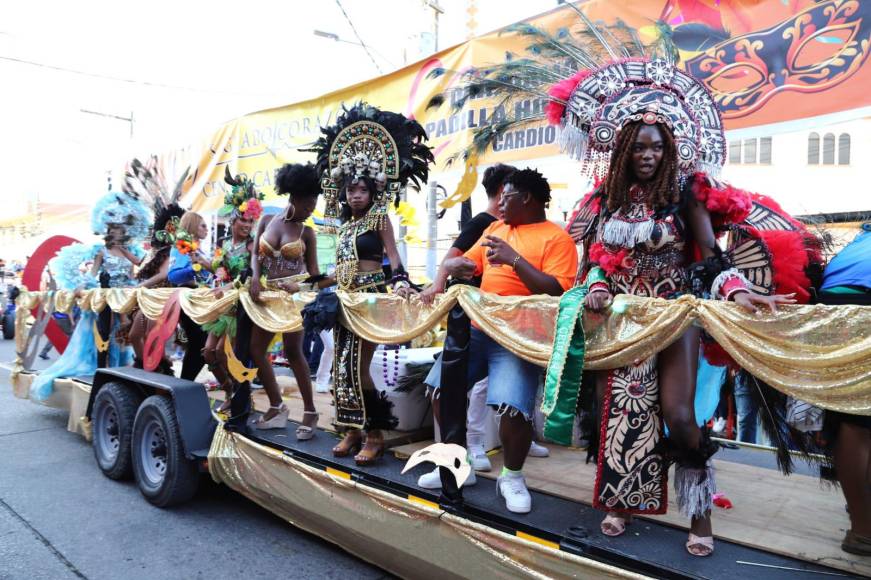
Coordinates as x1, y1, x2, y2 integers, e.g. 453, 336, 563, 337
728, 140, 741, 164
823, 133, 835, 164
838, 133, 851, 165
808, 132, 820, 164
759, 137, 772, 164
743, 138, 757, 164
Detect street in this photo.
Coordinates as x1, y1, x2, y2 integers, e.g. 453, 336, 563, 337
0, 339, 389, 580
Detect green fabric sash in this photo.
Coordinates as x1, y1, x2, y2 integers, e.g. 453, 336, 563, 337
541, 285, 588, 445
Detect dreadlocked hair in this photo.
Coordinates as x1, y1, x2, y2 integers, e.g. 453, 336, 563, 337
604, 121, 680, 214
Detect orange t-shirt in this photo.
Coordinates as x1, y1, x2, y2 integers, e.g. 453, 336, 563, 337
464, 220, 578, 296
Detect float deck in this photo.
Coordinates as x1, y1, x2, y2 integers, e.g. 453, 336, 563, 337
12, 371, 868, 578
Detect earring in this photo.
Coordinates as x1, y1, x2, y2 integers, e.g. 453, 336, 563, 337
284, 204, 296, 222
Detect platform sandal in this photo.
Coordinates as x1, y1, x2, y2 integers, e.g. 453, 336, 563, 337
254, 403, 289, 430
296, 411, 320, 441
686, 534, 715, 557
354, 434, 385, 467
600, 513, 631, 537
332, 430, 363, 457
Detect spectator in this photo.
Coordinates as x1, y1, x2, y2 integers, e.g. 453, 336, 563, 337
418, 164, 514, 481
425, 168, 578, 513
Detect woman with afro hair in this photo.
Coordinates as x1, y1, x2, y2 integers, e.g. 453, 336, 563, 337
248, 163, 326, 438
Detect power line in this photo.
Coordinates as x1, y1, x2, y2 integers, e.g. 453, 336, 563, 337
0, 54, 280, 97
334, 0, 383, 74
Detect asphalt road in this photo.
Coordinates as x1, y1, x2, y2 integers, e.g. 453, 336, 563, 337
0, 339, 389, 580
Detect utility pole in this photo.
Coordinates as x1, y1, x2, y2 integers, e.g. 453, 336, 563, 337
460, 0, 477, 229
423, 0, 443, 280
80, 108, 134, 139
426, 181, 439, 280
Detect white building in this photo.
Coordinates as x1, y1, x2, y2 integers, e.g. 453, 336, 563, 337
722, 117, 869, 217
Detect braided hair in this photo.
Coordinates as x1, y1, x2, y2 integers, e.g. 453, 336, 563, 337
603, 121, 680, 214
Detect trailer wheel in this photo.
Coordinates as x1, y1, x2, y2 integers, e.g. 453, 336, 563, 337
92, 382, 141, 480
132, 395, 199, 507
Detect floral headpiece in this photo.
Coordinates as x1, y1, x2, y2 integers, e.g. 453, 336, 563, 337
154, 216, 199, 256
219, 167, 264, 222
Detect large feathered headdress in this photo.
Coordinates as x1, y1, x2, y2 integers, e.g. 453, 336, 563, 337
91, 192, 152, 243
122, 156, 188, 217
306, 102, 434, 232
122, 156, 189, 245
427, 6, 725, 180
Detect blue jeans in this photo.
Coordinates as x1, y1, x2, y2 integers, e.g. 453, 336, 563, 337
425, 328, 541, 420
734, 374, 758, 443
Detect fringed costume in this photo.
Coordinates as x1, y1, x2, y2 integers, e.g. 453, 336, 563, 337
426, 11, 822, 522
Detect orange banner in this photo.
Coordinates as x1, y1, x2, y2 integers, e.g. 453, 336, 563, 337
177, 0, 871, 211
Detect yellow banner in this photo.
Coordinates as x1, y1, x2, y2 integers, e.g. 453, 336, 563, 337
177, 0, 871, 211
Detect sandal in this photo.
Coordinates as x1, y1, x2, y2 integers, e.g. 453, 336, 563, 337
601, 513, 631, 537
354, 435, 385, 466
254, 403, 289, 430
842, 530, 871, 556
332, 430, 363, 457
296, 411, 320, 441
217, 382, 234, 414
686, 533, 715, 557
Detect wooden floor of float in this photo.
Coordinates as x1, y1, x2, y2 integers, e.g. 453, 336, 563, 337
208, 383, 869, 576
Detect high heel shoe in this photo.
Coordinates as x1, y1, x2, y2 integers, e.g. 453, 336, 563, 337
354, 435, 385, 466
296, 411, 319, 441
254, 403, 289, 430
332, 430, 362, 457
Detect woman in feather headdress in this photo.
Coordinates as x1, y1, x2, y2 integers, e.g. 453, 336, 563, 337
121, 157, 188, 373
307, 103, 433, 465
31, 190, 152, 400
427, 9, 821, 556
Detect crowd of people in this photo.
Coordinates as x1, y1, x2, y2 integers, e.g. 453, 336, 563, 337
28, 47, 871, 561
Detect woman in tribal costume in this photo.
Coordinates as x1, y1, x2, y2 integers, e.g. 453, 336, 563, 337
307, 103, 432, 466
429, 14, 822, 556
203, 169, 261, 413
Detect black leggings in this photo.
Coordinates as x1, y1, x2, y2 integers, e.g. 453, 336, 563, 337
178, 312, 207, 381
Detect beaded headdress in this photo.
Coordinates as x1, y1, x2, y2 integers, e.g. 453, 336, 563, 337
307, 103, 434, 233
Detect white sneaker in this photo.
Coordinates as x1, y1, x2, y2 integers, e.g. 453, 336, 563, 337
417, 466, 477, 489
497, 473, 532, 514
468, 446, 492, 471
315, 383, 330, 394
528, 441, 550, 458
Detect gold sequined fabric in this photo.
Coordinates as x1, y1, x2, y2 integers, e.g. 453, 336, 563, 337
15, 287, 871, 414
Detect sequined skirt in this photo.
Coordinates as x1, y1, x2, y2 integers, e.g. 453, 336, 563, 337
332, 270, 397, 430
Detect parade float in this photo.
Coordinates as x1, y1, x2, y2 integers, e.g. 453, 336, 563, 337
10, 1, 871, 578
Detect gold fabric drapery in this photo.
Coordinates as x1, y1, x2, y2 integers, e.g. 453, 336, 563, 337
209, 428, 644, 579
16, 286, 871, 414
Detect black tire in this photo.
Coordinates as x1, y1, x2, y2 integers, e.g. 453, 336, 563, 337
3, 311, 14, 339
131, 395, 199, 507
92, 382, 142, 480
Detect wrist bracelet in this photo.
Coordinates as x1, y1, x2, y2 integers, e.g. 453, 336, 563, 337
511, 255, 521, 270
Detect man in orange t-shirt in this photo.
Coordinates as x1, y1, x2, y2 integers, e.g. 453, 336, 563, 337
426, 168, 578, 514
